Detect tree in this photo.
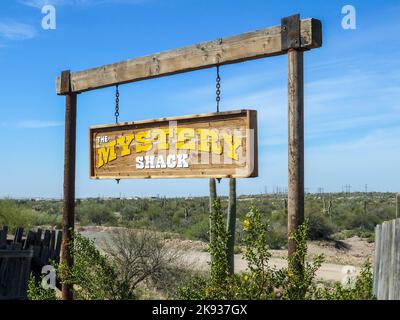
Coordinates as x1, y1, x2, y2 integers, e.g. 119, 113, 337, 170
105, 229, 183, 295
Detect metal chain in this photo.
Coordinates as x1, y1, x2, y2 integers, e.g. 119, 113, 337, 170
115, 85, 120, 123
115, 85, 120, 184
216, 65, 221, 184
216, 65, 221, 113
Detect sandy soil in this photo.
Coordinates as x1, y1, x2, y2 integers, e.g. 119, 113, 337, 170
79, 226, 374, 283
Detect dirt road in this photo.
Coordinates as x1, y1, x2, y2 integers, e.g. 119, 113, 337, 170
80, 226, 372, 283
180, 250, 355, 282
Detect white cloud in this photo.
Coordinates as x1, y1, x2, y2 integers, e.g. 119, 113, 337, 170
15, 120, 63, 129
0, 21, 36, 40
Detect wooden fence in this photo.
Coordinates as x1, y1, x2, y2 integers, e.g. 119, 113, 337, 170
0, 226, 62, 299
373, 219, 400, 300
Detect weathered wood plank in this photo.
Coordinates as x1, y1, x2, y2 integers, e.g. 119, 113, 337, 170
23, 231, 35, 250
0, 226, 7, 247
89, 109, 258, 179
377, 222, 387, 299
56, 18, 322, 94
388, 220, 395, 299
287, 49, 304, 257
49, 230, 56, 256
373, 223, 381, 297
13, 227, 24, 244
392, 219, 400, 300
0, 250, 33, 300
54, 230, 62, 262
383, 221, 391, 300
35, 228, 42, 245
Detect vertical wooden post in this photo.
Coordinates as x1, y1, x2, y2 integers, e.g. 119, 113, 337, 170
227, 178, 237, 274
61, 70, 77, 300
287, 48, 304, 257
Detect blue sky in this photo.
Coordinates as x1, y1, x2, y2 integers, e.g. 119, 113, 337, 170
0, 0, 399, 198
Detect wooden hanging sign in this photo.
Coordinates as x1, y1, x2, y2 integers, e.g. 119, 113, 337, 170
89, 109, 258, 179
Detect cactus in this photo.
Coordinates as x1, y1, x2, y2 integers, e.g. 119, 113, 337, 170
209, 178, 217, 243
226, 178, 237, 274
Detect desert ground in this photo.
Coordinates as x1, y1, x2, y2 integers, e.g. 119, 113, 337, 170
79, 226, 374, 283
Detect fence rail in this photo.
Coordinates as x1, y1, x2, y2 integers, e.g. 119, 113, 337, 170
373, 219, 400, 300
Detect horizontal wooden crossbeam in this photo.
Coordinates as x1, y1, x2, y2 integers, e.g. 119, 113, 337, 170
56, 17, 321, 94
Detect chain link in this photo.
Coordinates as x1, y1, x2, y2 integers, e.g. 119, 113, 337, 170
216, 65, 221, 113
115, 85, 120, 123
115, 85, 120, 185
216, 65, 221, 184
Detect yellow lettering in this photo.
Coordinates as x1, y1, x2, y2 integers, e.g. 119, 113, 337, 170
135, 130, 152, 153
117, 134, 134, 157
198, 129, 222, 155
222, 132, 242, 160
151, 129, 169, 150
97, 140, 117, 168
177, 128, 195, 150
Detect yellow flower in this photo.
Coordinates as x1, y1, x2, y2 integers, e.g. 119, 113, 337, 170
243, 219, 251, 231
243, 274, 249, 281
288, 271, 294, 278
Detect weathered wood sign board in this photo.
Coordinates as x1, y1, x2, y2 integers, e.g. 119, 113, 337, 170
89, 110, 258, 179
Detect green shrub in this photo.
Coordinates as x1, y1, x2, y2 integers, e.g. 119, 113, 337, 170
183, 217, 209, 242
275, 221, 324, 300
307, 212, 334, 240
27, 274, 58, 300
58, 232, 131, 300
77, 203, 117, 226
265, 227, 287, 249
0, 200, 35, 230
208, 199, 230, 299
175, 275, 209, 300
348, 213, 379, 231
316, 260, 374, 300
177, 206, 328, 301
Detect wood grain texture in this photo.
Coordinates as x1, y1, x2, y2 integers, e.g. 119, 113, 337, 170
56, 18, 322, 94
373, 219, 400, 300
287, 49, 304, 257
90, 110, 258, 179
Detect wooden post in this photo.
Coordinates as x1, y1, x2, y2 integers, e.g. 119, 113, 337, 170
227, 178, 237, 274
61, 87, 77, 300
287, 48, 304, 257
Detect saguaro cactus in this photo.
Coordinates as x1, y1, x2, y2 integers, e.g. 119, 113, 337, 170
209, 178, 217, 243
226, 178, 237, 274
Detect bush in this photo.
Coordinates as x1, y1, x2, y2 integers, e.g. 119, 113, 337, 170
184, 217, 209, 242
275, 221, 324, 300
27, 274, 58, 300
177, 205, 320, 300
59, 232, 129, 300
77, 203, 117, 226
0, 200, 35, 230
348, 213, 379, 231
265, 227, 287, 249
307, 212, 334, 240
105, 229, 184, 296
316, 260, 374, 300
177, 205, 322, 300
